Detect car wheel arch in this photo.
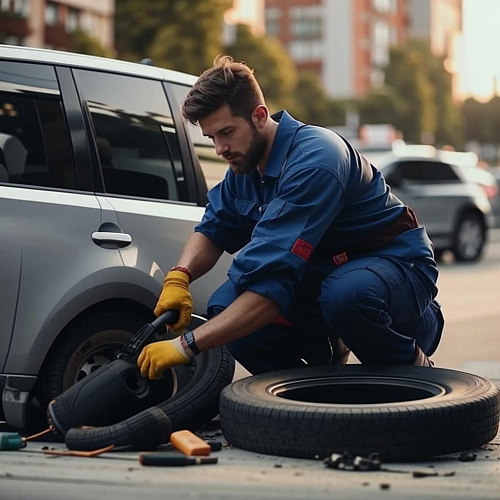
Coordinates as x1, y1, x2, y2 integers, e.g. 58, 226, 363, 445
35, 300, 154, 406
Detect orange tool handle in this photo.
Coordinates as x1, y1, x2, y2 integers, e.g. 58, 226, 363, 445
170, 430, 211, 456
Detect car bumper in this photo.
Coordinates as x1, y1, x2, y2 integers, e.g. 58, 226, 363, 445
0, 374, 38, 428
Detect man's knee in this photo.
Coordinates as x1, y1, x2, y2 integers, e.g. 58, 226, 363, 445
320, 283, 387, 330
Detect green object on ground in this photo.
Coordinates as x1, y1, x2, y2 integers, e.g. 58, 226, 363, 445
0, 432, 25, 450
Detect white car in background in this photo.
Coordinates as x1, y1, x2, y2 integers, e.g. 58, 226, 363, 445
377, 155, 493, 262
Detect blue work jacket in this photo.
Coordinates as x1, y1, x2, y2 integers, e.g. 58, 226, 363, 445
196, 111, 437, 311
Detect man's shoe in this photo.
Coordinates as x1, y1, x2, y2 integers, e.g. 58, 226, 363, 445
331, 338, 351, 365
413, 346, 434, 367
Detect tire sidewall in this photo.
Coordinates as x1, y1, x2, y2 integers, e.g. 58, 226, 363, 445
223, 365, 494, 411
220, 365, 500, 460
39, 310, 147, 406
453, 212, 485, 262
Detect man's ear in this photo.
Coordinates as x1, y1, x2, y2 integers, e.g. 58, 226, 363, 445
252, 105, 269, 129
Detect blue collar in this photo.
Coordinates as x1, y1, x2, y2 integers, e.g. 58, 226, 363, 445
264, 110, 304, 178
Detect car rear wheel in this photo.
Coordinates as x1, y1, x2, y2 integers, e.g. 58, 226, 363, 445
452, 211, 486, 262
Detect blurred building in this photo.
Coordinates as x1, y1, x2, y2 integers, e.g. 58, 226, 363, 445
0, 0, 114, 51
408, 0, 462, 98
264, 0, 410, 99
264, 0, 462, 99
223, 0, 265, 45
408, 0, 462, 58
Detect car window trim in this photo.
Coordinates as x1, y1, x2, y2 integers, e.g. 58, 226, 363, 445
163, 81, 208, 207
55, 66, 94, 192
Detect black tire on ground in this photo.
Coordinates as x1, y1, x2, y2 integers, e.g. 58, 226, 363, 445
452, 211, 486, 262
41, 309, 236, 449
155, 344, 235, 433
63, 345, 235, 450
219, 365, 500, 461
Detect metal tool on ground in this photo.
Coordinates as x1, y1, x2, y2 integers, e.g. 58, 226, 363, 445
139, 453, 218, 466
42, 444, 115, 457
38, 445, 218, 466
0, 428, 53, 450
324, 452, 448, 477
170, 430, 211, 456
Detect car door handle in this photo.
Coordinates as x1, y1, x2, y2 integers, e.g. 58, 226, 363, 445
92, 231, 132, 248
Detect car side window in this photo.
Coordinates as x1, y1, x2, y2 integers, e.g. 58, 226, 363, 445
397, 160, 461, 183
74, 70, 186, 201
0, 61, 76, 189
171, 83, 228, 190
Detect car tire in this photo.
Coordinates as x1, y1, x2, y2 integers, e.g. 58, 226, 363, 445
40, 308, 236, 449
219, 365, 500, 461
63, 345, 235, 450
37, 309, 224, 412
37, 308, 147, 410
452, 211, 486, 262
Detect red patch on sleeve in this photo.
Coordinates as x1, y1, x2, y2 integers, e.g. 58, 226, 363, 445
332, 251, 348, 266
291, 238, 313, 261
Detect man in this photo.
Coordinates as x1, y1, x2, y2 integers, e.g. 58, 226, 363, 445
137, 55, 444, 380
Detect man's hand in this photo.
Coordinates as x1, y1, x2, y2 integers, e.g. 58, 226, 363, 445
154, 269, 193, 333
137, 337, 193, 380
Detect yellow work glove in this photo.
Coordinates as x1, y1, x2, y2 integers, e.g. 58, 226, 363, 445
154, 269, 193, 333
137, 337, 193, 380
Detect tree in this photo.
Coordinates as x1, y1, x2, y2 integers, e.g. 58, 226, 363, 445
359, 87, 403, 125
293, 71, 331, 125
69, 30, 114, 58
384, 44, 437, 143
115, 0, 232, 73
115, 0, 170, 60
223, 24, 297, 112
463, 95, 500, 146
405, 40, 464, 149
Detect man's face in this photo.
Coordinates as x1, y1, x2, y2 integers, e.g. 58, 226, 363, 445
199, 103, 267, 175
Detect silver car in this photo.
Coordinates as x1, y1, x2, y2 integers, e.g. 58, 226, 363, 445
378, 156, 493, 262
0, 45, 231, 428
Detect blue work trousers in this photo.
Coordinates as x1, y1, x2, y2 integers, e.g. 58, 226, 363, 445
207, 256, 444, 375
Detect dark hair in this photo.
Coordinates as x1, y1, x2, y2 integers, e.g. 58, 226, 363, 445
182, 55, 265, 125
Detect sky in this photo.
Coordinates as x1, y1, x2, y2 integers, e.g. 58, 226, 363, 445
459, 0, 500, 100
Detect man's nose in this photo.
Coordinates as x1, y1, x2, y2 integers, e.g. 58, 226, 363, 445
214, 139, 229, 156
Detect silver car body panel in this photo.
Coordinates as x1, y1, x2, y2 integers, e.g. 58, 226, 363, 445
0, 186, 117, 373
102, 194, 231, 312
0, 46, 232, 427
0, 44, 197, 86
378, 158, 493, 250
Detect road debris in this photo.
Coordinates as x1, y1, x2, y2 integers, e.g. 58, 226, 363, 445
324, 451, 455, 478
458, 452, 477, 462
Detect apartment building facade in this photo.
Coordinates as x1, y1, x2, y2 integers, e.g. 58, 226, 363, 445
265, 0, 462, 99
0, 0, 114, 52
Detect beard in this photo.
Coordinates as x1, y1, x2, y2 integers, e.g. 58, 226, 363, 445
226, 125, 268, 175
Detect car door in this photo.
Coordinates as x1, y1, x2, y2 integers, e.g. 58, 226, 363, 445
384, 159, 460, 237
0, 61, 124, 374
72, 69, 230, 314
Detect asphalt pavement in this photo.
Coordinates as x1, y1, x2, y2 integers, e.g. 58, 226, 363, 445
1, 419, 499, 500
2, 234, 500, 499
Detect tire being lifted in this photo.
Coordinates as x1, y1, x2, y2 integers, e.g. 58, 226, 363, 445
219, 365, 500, 461
47, 312, 235, 451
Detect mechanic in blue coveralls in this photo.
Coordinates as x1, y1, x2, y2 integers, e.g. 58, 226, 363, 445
137, 55, 444, 379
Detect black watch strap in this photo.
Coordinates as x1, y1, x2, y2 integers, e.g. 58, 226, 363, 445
181, 330, 200, 356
